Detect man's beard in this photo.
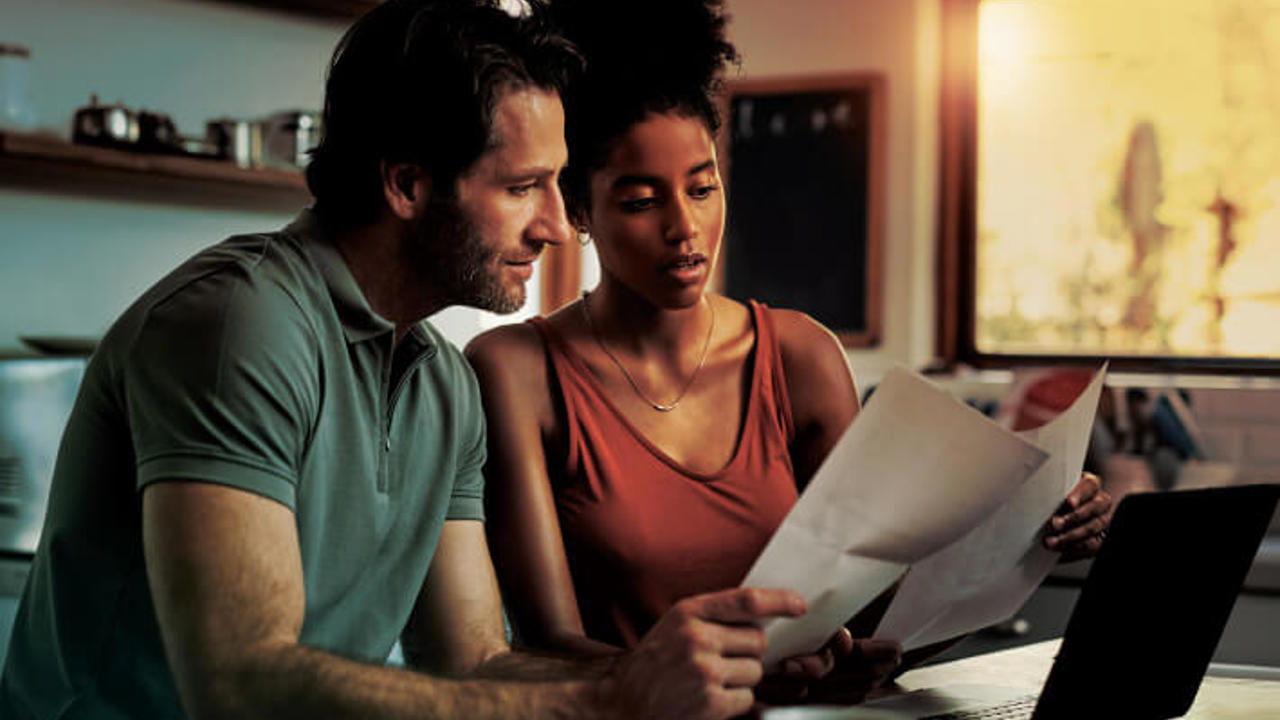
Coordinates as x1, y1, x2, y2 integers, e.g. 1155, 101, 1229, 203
407, 195, 526, 314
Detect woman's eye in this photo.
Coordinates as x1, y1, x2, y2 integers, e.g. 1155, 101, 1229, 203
690, 184, 720, 199
621, 197, 660, 212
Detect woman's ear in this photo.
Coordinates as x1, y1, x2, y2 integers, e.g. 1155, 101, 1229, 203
380, 160, 431, 220
569, 206, 591, 244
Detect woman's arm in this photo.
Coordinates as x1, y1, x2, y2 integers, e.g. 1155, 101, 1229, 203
465, 325, 621, 659
771, 310, 905, 702
771, 309, 861, 487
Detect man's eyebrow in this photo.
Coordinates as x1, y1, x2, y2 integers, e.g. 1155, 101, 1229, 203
610, 160, 717, 191
501, 165, 559, 182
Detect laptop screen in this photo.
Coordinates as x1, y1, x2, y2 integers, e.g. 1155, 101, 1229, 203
1034, 484, 1279, 720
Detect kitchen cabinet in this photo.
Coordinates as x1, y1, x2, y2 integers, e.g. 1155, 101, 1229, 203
0, 130, 311, 213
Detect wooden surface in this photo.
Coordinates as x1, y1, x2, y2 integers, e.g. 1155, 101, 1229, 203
0, 130, 310, 212
893, 639, 1280, 719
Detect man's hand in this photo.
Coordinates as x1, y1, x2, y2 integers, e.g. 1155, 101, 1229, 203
1044, 471, 1113, 562
596, 588, 805, 720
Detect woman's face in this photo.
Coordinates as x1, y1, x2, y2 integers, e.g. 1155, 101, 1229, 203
585, 112, 725, 309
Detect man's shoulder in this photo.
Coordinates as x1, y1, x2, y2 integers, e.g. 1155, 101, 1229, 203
97, 228, 326, 366
177, 229, 320, 305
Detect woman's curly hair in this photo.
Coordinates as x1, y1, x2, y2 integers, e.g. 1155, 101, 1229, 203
547, 0, 739, 221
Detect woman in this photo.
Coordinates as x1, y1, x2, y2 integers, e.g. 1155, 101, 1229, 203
466, 0, 1110, 696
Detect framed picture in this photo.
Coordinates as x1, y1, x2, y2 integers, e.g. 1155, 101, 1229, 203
718, 74, 885, 347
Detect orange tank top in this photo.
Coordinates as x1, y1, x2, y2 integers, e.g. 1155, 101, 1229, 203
528, 300, 799, 648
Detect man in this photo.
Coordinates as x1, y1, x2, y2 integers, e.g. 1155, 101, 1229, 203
0, 2, 811, 718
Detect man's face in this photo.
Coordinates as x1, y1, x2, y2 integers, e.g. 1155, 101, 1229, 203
411, 87, 572, 314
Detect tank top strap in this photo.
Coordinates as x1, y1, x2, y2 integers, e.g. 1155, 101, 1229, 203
747, 300, 796, 447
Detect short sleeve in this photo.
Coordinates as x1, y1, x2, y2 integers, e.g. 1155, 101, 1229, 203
446, 358, 487, 522
126, 266, 319, 510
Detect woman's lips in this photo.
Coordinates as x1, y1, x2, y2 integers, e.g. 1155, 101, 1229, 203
662, 255, 707, 285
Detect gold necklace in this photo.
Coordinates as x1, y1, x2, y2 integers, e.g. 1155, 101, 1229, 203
580, 291, 716, 412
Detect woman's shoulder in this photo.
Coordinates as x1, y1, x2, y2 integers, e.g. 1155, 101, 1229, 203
757, 306, 845, 365
466, 319, 545, 368
465, 319, 560, 428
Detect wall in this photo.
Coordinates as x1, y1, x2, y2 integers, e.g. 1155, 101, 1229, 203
727, 0, 941, 386
1190, 386, 1280, 486
0, 0, 935, 364
0, 0, 534, 353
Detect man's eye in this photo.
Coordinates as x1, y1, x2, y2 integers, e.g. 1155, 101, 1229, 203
621, 197, 659, 212
508, 182, 537, 196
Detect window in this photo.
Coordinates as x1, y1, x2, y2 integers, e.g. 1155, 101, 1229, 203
940, 0, 1280, 373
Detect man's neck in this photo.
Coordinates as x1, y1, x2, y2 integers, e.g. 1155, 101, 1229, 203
332, 215, 447, 341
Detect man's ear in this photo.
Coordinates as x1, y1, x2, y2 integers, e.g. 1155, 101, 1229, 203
380, 160, 431, 220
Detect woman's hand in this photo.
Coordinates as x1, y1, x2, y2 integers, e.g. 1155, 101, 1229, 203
755, 629, 902, 706
803, 636, 902, 704
753, 627, 852, 704
754, 627, 864, 704
1043, 471, 1113, 562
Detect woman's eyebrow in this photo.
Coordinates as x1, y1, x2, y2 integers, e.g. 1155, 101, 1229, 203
610, 159, 717, 191
686, 159, 715, 176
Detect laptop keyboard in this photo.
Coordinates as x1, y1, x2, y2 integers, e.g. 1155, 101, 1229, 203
920, 693, 1038, 720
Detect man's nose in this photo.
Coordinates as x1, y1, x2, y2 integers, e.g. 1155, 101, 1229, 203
531, 182, 573, 247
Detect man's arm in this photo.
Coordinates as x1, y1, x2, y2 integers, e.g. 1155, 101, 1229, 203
402, 518, 612, 680
143, 481, 591, 720
145, 481, 806, 720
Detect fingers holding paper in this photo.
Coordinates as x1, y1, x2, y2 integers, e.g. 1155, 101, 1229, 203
605, 587, 806, 720
1043, 471, 1113, 561
755, 629, 901, 705
777, 626, 851, 680
805, 637, 904, 704
754, 626, 853, 704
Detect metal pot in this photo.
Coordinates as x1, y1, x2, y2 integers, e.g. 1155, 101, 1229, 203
262, 110, 321, 169
138, 110, 180, 154
72, 95, 139, 148
206, 118, 264, 168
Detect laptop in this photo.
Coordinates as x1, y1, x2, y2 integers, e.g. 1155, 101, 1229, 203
764, 483, 1280, 720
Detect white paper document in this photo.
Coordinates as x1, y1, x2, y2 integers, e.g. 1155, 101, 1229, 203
874, 365, 1107, 650
742, 367, 1049, 668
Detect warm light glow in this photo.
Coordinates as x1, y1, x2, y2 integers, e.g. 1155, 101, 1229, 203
974, 0, 1280, 359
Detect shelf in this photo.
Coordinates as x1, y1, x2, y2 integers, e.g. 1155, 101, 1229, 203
0, 131, 311, 213
209, 0, 381, 20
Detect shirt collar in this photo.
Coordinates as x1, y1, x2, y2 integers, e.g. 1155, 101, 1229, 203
287, 209, 436, 357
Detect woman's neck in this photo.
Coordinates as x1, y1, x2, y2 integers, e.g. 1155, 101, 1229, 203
586, 276, 713, 358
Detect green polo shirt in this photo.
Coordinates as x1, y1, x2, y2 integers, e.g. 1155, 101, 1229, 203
0, 211, 486, 719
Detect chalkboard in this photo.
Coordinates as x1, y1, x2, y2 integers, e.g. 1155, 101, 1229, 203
721, 75, 884, 346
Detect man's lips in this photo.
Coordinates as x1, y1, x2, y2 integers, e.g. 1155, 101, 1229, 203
503, 255, 539, 280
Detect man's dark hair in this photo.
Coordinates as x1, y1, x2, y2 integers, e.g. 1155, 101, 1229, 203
306, 0, 581, 226
547, 0, 739, 222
